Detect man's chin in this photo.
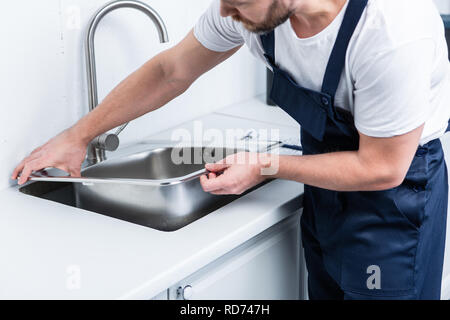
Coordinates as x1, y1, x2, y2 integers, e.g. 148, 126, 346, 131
241, 22, 274, 34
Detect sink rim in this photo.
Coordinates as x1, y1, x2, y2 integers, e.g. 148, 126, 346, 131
29, 167, 208, 187
20, 144, 273, 232
28, 145, 244, 187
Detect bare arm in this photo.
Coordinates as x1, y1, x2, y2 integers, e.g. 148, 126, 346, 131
201, 124, 424, 193
271, 125, 424, 191
75, 30, 241, 143
12, 30, 241, 184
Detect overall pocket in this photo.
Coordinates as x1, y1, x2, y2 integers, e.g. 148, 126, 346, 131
392, 148, 429, 231
339, 188, 421, 298
338, 146, 431, 298
392, 183, 427, 231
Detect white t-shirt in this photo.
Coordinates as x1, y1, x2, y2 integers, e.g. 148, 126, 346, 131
194, 0, 450, 145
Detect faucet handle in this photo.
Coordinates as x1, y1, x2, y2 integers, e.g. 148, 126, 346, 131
91, 133, 120, 152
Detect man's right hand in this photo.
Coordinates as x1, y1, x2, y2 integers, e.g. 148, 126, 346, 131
11, 128, 88, 185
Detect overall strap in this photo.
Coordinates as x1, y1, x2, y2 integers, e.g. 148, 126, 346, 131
260, 30, 276, 68
321, 0, 368, 100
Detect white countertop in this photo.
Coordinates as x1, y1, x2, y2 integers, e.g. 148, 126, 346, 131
0, 98, 304, 300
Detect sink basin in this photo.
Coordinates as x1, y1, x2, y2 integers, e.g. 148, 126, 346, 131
20, 146, 266, 231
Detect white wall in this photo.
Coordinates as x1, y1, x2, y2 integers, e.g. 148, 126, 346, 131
0, 0, 265, 191
434, 0, 450, 14
441, 134, 450, 299
434, 0, 450, 299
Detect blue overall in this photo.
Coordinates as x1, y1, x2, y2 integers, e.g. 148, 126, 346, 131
261, 0, 450, 299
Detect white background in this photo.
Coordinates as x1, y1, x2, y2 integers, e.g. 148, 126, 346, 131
435, 0, 450, 14
0, 0, 265, 191
0, 1, 448, 191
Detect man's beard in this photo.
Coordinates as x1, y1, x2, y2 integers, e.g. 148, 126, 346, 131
232, 0, 294, 34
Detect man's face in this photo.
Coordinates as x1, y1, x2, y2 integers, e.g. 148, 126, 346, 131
220, 0, 294, 33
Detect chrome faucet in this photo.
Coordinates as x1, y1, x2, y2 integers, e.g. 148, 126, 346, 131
85, 0, 169, 164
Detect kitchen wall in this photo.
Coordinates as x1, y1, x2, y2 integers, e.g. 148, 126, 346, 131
0, 0, 265, 191
435, 0, 450, 14
1, 1, 448, 190
434, 0, 450, 298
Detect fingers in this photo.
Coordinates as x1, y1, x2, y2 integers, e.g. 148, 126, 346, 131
68, 167, 82, 178
12, 148, 84, 184
12, 162, 26, 180
12, 131, 87, 184
200, 169, 239, 194
200, 172, 226, 193
200, 173, 225, 194
205, 162, 229, 173
205, 152, 251, 173
11, 152, 43, 180
208, 172, 217, 179
17, 159, 44, 185
210, 189, 231, 195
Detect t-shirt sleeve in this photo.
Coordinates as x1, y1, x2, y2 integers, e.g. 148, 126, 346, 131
352, 38, 435, 137
193, 0, 245, 52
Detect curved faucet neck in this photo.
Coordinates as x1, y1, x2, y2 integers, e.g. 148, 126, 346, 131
85, 0, 169, 164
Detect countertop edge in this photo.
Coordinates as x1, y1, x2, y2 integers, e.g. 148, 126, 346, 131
121, 190, 303, 300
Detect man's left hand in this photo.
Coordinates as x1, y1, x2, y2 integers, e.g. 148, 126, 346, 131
200, 152, 270, 195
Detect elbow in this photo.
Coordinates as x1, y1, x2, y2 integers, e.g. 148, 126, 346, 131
373, 168, 406, 190
157, 51, 194, 94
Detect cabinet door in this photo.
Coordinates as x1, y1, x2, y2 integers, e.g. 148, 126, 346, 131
169, 211, 303, 300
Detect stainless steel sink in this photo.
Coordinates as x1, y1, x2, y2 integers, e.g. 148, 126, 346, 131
20, 146, 265, 231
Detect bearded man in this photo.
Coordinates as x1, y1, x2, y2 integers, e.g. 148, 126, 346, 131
13, 0, 450, 300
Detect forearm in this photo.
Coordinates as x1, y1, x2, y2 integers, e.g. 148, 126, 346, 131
270, 152, 403, 192
72, 51, 190, 144
201, 126, 422, 195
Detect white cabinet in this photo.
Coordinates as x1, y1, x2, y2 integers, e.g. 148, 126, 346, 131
166, 210, 304, 300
